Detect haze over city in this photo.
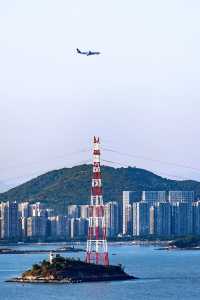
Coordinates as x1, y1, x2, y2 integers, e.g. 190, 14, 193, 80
1, 0, 200, 188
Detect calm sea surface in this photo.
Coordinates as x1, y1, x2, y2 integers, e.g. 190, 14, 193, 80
0, 243, 200, 300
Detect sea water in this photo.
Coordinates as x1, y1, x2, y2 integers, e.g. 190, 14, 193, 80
0, 243, 200, 300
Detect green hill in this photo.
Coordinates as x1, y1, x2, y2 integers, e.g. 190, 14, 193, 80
0, 164, 199, 213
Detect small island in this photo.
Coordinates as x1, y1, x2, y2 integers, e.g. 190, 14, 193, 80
156, 236, 200, 250
169, 236, 200, 249
7, 254, 136, 284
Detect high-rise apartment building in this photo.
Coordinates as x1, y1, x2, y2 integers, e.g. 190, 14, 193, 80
30, 202, 46, 217
193, 201, 200, 235
48, 215, 68, 239
151, 202, 171, 236
142, 191, 166, 206
132, 202, 150, 236
77, 218, 88, 238
0, 201, 19, 240
105, 201, 119, 238
67, 205, 79, 219
18, 202, 30, 218
123, 191, 142, 203
46, 208, 54, 218
122, 192, 133, 235
27, 216, 47, 239
168, 191, 194, 203
79, 205, 89, 219
171, 202, 193, 236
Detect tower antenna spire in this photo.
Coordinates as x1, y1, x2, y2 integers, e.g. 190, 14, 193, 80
86, 136, 109, 266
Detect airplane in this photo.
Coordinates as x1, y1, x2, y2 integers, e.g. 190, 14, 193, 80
76, 48, 100, 56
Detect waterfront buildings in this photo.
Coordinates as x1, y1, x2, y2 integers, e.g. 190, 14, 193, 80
0, 189, 199, 241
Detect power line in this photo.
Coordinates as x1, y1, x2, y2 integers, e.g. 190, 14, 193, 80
102, 147, 200, 174
2, 143, 199, 176
0, 159, 91, 186
0, 148, 90, 173
0, 156, 196, 191
102, 159, 194, 181
1, 144, 199, 187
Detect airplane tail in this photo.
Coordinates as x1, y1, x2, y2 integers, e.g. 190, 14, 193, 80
76, 48, 81, 53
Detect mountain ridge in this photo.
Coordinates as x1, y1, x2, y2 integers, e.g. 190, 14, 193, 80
0, 181, 11, 193
0, 164, 199, 213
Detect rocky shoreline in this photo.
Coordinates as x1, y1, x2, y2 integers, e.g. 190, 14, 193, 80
7, 254, 136, 284
7, 273, 136, 284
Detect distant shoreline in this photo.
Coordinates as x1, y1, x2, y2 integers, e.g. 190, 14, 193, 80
156, 246, 200, 251
0, 247, 84, 255
0, 239, 170, 246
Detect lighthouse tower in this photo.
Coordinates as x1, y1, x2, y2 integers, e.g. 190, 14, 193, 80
85, 137, 109, 266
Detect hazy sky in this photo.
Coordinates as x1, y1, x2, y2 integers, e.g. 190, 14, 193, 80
1, 0, 200, 187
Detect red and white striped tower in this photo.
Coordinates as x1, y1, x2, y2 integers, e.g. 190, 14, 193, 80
85, 136, 109, 266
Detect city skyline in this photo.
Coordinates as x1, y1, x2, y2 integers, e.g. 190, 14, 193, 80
0, 189, 198, 242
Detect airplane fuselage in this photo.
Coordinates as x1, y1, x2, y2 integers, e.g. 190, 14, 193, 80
77, 48, 100, 56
